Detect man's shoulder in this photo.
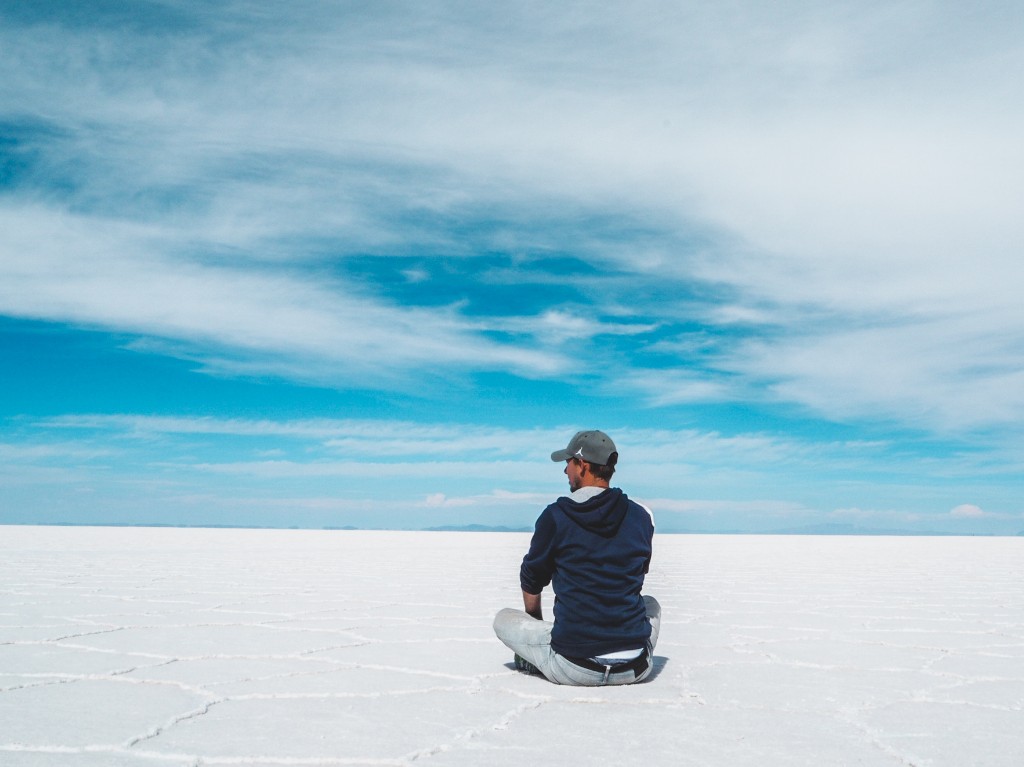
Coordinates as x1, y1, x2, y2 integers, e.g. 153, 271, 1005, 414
624, 494, 655, 528
534, 502, 561, 529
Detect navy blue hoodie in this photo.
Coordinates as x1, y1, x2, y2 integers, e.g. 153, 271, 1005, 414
520, 488, 654, 657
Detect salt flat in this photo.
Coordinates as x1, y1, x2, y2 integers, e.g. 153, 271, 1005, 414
1, 527, 1022, 767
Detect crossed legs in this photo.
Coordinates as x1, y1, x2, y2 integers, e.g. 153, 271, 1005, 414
493, 595, 661, 685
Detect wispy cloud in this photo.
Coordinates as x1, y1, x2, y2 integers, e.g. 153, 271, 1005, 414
950, 503, 986, 519
721, 318, 1024, 431
423, 489, 550, 509
40, 414, 566, 456
0, 203, 566, 383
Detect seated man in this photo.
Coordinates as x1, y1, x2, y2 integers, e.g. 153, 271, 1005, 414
493, 430, 660, 685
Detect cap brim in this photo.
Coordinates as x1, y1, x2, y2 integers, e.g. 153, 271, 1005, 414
550, 449, 573, 462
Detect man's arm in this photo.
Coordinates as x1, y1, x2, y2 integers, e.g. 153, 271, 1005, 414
522, 590, 543, 620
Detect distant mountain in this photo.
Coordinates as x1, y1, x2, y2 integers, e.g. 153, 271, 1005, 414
424, 524, 532, 533
769, 523, 962, 536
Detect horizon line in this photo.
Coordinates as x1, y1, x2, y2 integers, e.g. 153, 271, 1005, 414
4, 522, 1022, 538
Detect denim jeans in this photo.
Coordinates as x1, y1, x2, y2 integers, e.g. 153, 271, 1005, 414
493, 595, 661, 686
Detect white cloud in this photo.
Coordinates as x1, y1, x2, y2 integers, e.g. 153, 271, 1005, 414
622, 370, 734, 408
422, 490, 549, 509
721, 319, 1024, 431
40, 414, 569, 459
950, 504, 986, 518
485, 310, 659, 345
0, 204, 564, 383
644, 498, 812, 517
0, 441, 111, 462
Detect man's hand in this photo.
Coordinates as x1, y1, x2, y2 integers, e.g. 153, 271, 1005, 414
522, 590, 543, 621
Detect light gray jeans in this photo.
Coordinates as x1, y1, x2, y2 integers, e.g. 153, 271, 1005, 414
493, 595, 661, 686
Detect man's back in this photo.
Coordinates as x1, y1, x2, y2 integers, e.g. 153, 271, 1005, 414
521, 487, 654, 657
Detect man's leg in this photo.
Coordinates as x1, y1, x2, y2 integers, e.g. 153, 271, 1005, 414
494, 603, 664, 686
492, 608, 560, 681
493, 610, 609, 685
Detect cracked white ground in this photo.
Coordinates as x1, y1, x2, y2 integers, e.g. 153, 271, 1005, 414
2, 527, 1022, 766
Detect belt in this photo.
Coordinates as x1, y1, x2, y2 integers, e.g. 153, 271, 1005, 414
563, 646, 650, 679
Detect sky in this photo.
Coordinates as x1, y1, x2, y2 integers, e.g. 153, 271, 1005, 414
1, 0, 1023, 534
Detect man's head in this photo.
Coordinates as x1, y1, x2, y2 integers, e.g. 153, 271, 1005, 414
551, 430, 618, 491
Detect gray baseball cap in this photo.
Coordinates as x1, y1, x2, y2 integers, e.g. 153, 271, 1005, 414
550, 430, 617, 465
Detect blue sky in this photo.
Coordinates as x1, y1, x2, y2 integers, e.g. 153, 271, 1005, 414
2, 1, 1022, 534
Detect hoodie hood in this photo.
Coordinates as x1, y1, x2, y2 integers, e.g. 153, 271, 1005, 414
555, 487, 628, 538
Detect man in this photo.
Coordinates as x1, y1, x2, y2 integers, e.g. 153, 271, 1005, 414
493, 430, 660, 685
